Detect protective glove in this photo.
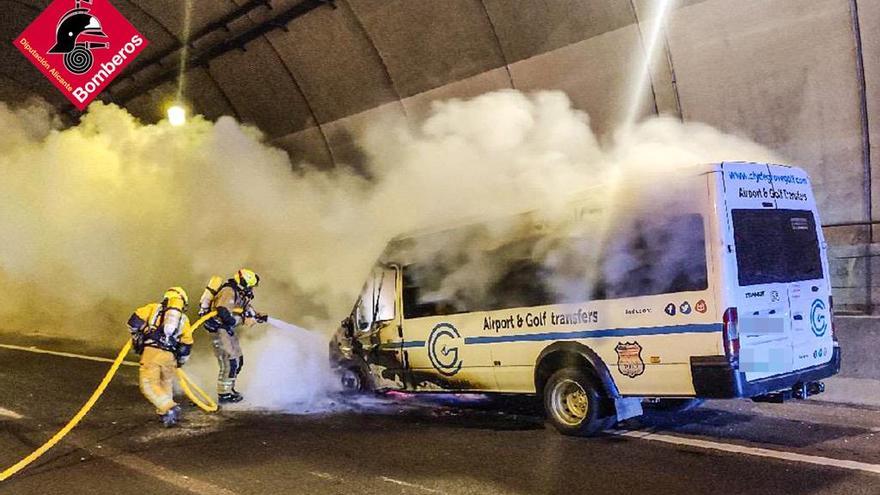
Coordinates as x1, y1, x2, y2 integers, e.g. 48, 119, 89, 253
132, 334, 145, 354
216, 307, 238, 328
176, 344, 192, 367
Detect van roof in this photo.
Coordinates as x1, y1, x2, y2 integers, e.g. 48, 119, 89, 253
388, 161, 798, 243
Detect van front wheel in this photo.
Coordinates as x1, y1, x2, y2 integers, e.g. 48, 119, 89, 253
543, 368, 607, 436
339, 367, 369, 394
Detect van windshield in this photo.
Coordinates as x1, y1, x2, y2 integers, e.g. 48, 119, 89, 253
732, 209, 823, 286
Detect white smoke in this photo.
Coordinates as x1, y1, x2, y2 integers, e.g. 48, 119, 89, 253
0, 90, 779, 411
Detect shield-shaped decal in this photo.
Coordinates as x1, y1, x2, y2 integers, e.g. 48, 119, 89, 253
615, 341, 645, 378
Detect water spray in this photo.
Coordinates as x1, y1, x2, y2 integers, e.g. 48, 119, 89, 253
266, 317, 315, 335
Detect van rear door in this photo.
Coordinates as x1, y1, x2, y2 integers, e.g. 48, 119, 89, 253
721, 163, 832, 382
764, 164, 834, 374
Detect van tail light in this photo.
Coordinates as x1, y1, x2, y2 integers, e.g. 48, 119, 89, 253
722, 307, 740, 366
829, 296, 838, 344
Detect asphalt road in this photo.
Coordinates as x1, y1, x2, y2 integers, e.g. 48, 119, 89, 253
1, 340, 879, 494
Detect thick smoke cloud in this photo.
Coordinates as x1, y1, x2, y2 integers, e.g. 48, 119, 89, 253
0, 90, 779, 409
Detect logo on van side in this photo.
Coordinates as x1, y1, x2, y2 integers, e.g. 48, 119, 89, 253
810, 299, 827, 337
427, 323, 463, 376
615, 342, 645, 378
745, 291, 765, 299
679, 301, 692, 315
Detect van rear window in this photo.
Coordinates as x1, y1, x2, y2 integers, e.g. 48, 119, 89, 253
732, 209, 823, 286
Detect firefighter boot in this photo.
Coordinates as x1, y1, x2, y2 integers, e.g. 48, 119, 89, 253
218, 390, 244, 404
162, 405, 181, 428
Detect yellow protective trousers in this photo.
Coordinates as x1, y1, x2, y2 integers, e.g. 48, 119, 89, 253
139, 346, 178, 415
211, 330, 243, 395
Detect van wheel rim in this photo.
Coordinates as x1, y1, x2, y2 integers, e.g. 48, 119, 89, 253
550, 379, 588, 426
341, 369, 361, 391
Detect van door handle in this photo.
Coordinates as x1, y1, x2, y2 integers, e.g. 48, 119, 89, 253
793, 314, 804, 321
811, 286, 819, 292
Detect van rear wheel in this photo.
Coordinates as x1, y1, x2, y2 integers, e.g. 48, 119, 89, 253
543, 368, 608, 436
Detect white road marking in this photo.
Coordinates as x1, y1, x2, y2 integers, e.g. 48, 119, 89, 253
609, 429, 880, 476
309, 471, 338, 480
0, 407, 23, 420
109, 451, 239, 495
380, 476, 448, 494
0, 343, 139, 367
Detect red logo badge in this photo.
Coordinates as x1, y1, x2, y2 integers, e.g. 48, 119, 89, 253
695, 299, 707, 313
12, 0, 148, 110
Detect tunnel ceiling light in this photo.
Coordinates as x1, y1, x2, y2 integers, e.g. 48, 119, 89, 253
168, 105, 186, 127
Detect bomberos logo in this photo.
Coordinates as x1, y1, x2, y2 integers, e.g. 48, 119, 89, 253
13, 0, 149, 110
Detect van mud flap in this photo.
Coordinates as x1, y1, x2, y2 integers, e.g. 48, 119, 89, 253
615, 397, 643, 422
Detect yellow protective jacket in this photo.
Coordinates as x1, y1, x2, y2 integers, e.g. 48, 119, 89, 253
205, 279, 258, 331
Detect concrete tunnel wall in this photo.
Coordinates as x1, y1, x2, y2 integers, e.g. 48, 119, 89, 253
123, 0, 878, 313
1, 0, 878, 312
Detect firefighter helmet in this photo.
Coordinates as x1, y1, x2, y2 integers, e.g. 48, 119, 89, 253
234, 269, 260, 290
48, 9, 107, 54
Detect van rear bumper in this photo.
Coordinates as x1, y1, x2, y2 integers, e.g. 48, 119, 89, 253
690, 346, 841, 399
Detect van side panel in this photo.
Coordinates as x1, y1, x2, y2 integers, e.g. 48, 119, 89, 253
399, 168, 724, 396
486, 298, 722, 395
399, 313, 498, 391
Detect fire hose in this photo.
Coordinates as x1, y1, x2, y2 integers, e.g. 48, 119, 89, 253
0, 309, 232, 481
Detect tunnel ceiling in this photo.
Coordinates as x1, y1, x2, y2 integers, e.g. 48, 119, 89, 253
0, 0, 663, 154
1, 0, 878, 236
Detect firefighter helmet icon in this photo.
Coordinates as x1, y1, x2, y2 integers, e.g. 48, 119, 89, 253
47, 0, 108, 74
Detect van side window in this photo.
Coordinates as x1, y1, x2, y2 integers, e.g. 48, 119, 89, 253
400, 214, 709, 319
402, 267, 433, 319
593, 214, 708, 299
402, 265, 466, 319
487, 256, 554, 309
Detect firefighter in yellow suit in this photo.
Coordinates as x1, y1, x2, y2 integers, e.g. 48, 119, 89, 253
199, 269, 266, 403
127, 287, 194, 427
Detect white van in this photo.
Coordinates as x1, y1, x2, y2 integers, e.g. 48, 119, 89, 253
329, 162, 840, 436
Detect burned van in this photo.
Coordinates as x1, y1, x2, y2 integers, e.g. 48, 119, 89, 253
329, 162, 840, 436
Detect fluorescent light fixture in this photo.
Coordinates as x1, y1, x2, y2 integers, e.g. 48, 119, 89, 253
167, 105, 186, 127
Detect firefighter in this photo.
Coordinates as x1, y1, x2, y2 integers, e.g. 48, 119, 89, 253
200, 269, 267, 403
126, 287, 194, 427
